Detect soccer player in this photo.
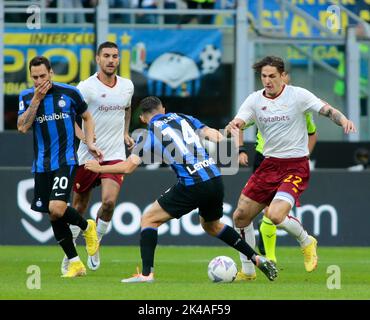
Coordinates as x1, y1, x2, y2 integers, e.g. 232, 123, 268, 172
61, 41, 134, 274
85, 96, 278, 283
237, 71, 318, 279
226, 56, 356, 279
17, 56, 101, 277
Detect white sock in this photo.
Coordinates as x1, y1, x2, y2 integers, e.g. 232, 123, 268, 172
276, 216, 311, 247
69, 256, 80, 263
96, 218, 110, 242
70, 225, 81, 245
235, 224, 256, 275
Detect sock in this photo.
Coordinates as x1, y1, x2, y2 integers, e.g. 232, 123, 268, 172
61, 206, 88, 231
69, 225, 81, 244
140, 228, 158, 276
234, 224, 256, 274
69, 256, 81, 263
217, 225, 258, 265
277, 215, 311, 247
51, 219, 78, 259
96, 218, 110, 242
260, 216, 277, 262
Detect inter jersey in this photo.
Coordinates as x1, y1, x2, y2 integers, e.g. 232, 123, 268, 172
18, 82, 87, 173
133, 113, 221, 186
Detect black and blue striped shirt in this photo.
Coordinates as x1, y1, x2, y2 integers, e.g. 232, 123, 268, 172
18, 82, 87, 173
133, 113, 221, 186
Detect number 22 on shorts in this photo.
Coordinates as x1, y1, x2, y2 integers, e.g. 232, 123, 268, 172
283, 175, 302, 193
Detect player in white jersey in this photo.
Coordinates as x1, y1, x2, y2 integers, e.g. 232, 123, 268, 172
226, 56, 356, 279
61, 42, 134, 274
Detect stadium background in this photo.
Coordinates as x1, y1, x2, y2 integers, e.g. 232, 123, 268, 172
0, 0, 369, 247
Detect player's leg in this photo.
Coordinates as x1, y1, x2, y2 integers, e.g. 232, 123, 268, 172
270, 158, 318, 272
60, 189, 92, 275
49, 166, 98, 277
259, 207, 277, 263
233, 194, 266, 280
121, 200, 173, 283
86, 178, 121, 270
267, 197, 317, 272
200, 218, 277, 281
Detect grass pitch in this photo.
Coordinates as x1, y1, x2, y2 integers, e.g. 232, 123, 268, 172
1, 245, 369, 300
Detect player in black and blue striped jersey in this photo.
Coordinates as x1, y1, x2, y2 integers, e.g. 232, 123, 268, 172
85, 96, 277, 283
17, 56, 102, 278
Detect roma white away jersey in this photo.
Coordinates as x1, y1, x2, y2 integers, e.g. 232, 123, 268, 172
236, 85, 326, 158
77, 73, 134, 164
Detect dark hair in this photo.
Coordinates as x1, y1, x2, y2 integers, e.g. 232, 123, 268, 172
253, 56, 285, 74
29, 56, 51, 72
97, 41, 119, 55
139, 96, 163, 114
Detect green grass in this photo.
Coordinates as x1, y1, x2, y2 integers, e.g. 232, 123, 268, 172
1, 245, 370, 300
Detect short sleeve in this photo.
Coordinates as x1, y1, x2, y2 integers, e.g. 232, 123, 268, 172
297, 87, 326, 113
18, 94, 28, 116
182, 114, 205, 130
235, 93, 256, 124
71, 87, 88, 115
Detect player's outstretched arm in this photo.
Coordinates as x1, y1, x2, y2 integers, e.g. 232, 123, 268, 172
319, 104, 357, 134
200, 126, 224, 143
85, 154, 141, 174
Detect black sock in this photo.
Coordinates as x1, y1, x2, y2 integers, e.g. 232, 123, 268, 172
51, 219, 78, 259
61, 206, 88, 231
217, 225, 258, 264
140, 228, 158, 276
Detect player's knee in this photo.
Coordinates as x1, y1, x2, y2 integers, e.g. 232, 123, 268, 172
201, 221, 221, 236
233, 209, 251, 227
101, 199, 115, 214
48, 204, 65, 220
266, 209, 284, 225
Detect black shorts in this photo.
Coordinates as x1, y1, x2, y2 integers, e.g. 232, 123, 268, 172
253, 151, 265, 173
157, 176, 224, 222
31, 165, 76, 213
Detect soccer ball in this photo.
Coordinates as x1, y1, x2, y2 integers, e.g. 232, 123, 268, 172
207, 256, 238, 283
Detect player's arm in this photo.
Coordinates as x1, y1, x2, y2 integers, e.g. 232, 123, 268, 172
74, 122, 84, 141
85, 154, 141, 174
199, 126, 224, 143
17, 80, 52, 133
124, 106, 135, 150
319, 104, 356, 134
81, 110, 103, 161
308, 132, 317, 154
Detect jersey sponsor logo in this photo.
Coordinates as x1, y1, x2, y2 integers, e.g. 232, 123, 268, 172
36, 112, 70, 124
58, 99, 66, 108
19, 100, 25, 111
258, 115, 290, 123
54, 192, 65, 197
98, 105, 126, 112
186, 157, 216, 175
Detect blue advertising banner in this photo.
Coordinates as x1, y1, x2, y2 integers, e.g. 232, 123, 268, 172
4, 28, 222, 97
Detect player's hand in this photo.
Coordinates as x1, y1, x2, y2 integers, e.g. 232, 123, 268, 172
225, 119, 245, 136
239, 152, 249, 166
124, 134, 135, 150
33, 80, 52, 103
342, 119, 357, 134
87, 144, 104, 162
85, 160, 101, 173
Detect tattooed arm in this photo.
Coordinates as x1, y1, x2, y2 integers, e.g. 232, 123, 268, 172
17, 80, 52, 133
319, 104, 357, 134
